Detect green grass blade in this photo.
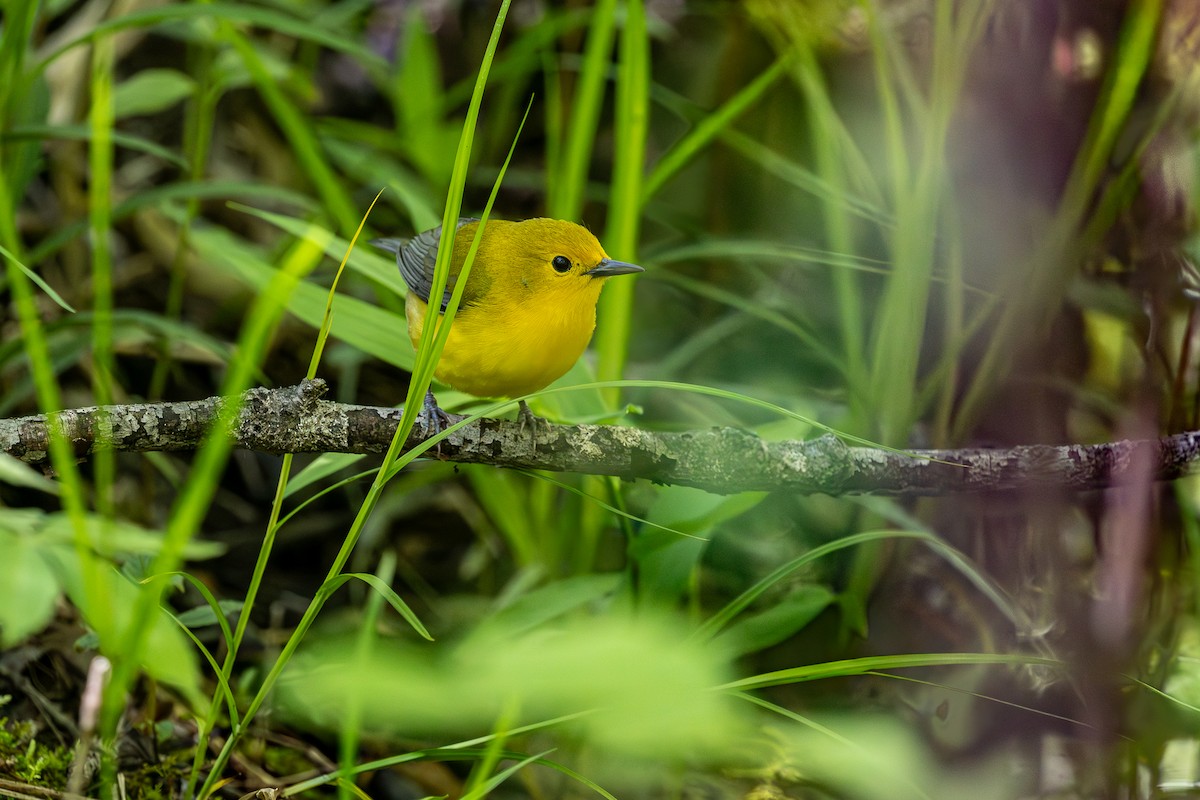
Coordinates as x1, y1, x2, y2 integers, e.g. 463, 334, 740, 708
721, 652, 1063, 692
643, 52, 793, 202
218, 24, 359, 234
548, 0, 617, 220
595, 0, 648, 403
195, 6, 516, 794
0, 243, 76, 312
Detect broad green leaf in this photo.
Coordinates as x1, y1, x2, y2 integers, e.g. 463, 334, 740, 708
113, 68, 195, 118
0, 529, 59, 646
174, 599, 244, 629
483, 574, 623, 636
0, 452, 59, 494
39, 514, 224, 560
191, 225, 413, 369
39, 544, 203, 698
713, 584, 835, 656
279, 611, 745, 759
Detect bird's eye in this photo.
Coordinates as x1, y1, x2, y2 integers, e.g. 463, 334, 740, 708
552, 255, 572, 274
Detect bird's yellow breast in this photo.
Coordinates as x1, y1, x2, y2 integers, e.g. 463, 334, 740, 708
406, 288, 599, 399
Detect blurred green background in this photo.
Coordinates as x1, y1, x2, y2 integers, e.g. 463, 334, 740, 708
4, 1, 1200, 797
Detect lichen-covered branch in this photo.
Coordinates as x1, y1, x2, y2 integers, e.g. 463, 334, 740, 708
2, 380, 1198, 496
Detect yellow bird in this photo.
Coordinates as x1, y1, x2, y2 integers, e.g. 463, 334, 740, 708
372, 217, 643, 422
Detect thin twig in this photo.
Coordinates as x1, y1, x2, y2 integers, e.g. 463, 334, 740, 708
2, 380, 1198, 496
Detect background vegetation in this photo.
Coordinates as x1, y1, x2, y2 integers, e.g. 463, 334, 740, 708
2, 0, 1200, 797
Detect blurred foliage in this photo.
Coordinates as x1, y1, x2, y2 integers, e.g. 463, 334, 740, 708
3, 0, 1200, 798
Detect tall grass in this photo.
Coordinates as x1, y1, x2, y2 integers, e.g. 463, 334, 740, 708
3, 1, 1190, 798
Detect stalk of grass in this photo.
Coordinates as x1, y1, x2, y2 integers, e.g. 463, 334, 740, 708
596, 0, 648, 404
35, 4, 384, 81
952, 0, 1161, 438
194, 7, 516, 794
88, 35, 116, 515
1, 13, 119, 778
461, 701, 521, 800
547, 0, 617, 221
464, 750, 552, 800
74, 44, 123, 757
502, 7, 619, 575
148, 571, 240, 723
25, 180, 317, 265
835, 2, 988, 638
3, 122, 187, 167
641, 51, 794, 205
231, 193, 384, 661
793, 42, 870, 415
282, 738, 616, 800
148, 38, 219, 402
542, 50, 565, 210
0, 1, 37, 244
720, 652, 1063, 692
0, 242, 100, 609
715, 125, 891, 228
182, 194, 387, 796
337, 551, 395, 800
102, 231, 326, 775
860, 671, 1098, 731
693, 528, 1021, 643
217, 21, 360, 234
863, 0, 983, 445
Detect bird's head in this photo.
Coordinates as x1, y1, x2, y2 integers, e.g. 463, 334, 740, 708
479, 218, 643, 308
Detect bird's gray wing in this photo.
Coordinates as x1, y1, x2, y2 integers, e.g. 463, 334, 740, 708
371, 218, 476, 312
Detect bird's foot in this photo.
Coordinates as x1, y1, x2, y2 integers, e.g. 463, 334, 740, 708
416, 389, 454, 457
516, 400, 548, 452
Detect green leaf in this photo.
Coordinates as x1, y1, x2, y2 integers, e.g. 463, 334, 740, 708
231, 204, 409, 296
113, 68, 195, 118
6, 123, 188, 169
39, 544, 202, 698
279, 611, 746, 759
393, 8, 454, 187
325, 572, 432, 641
0, 529, 59, 647
483, 574, 623, 636
0, 453, 59, 494
38, 3, 385, 75
190, 225, 413, 370
38, 514, 224, 560
0, 242, 76, 312
174, 599, 244, 629
713, 584, 834, 657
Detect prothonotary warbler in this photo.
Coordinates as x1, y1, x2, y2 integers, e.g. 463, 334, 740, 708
372, 217, 643, 426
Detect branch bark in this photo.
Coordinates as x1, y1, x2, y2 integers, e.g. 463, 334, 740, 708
2, 379, 1198, 496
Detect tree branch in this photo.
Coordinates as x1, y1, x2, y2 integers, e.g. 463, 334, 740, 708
2, 379, 1197, 495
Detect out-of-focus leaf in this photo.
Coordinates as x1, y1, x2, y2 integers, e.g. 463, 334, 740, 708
483, 573, 623, 636
0, 529, 59, 647
191, 226, 413, 370
113, 68, 195, 118
39, 514, 224, 560
6, 124, 187, 168
279, 612, 746, 760
39, 544, 203, 700
0, 452, 59, 494
174, 600, 244, 629
713, 584, 835, 656
0, 242, 76, 312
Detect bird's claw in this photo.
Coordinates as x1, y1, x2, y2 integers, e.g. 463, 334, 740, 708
416, 389, 453, 457
517, 399, 548, 453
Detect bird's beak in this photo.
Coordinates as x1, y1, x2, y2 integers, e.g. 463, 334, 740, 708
585, 258, 645, 278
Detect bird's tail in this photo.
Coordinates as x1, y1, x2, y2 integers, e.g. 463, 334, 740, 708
368, 237, 408, 253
